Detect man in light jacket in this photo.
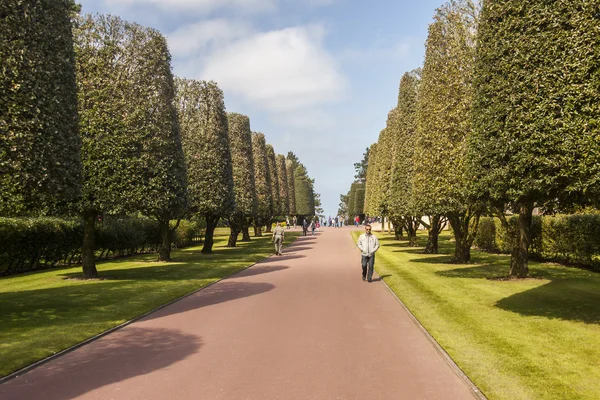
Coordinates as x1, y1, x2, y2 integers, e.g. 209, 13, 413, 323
357, 224, 380, 282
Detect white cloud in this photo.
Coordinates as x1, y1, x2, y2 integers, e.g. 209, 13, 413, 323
200, 25, 347, 113
167, 19, 253, 58
105, 0, 277, 13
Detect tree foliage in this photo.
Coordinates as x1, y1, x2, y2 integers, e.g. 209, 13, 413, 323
388, 70, 420, 218
413, 0, 479, 216
276, 154, 290, 216
227, 113, 256, 217
266, 144, 281, 218
285, 157, 297, 215
175, 78, 234, 252
1, 0, 82, 216
294, 164, 314, 216
353, 147, 370, 183
252, 132, 272, 226
363, 143, 378, 216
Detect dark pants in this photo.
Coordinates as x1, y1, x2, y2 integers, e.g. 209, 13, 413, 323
361, 254, 375, 280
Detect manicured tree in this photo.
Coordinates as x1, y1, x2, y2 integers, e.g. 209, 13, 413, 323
470, 0, 600, 277
225, 113, 256, 247
354, 185, 366, 216
1, 0, 81, 216
294, 164, 315, 217
285, 158, 297, 216
276, 154, 290, 217
363, 143, 378, 217
265, 144, 281, 232
175, 78, 234, 253
76, 15, 189, 276
129, 27, 188, 262
347, 185, 356, 220
252, 133, 272, 236
413, 0, 480, 259
388, 70, 423, 245
366, 123, 395, 219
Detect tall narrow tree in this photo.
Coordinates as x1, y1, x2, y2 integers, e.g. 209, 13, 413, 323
470, 0, 600, 276
276, 154, 290, 217
76, 15, 190, 276
251, 133, 272, 236
388, 70, 423, 245
414, 0, 480, 260
265, 144, 281, 232
1, 0, 81, 216
285, 158, 297, 216
175, 78, 234, 253
226, 113, 256, 247
294, 164, 315, 217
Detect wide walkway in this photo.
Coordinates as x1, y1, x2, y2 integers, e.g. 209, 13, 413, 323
1, 228, 479, 400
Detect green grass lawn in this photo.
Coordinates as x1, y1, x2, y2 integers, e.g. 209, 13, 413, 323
352, 230, 600, 400
0, 228, 301, 378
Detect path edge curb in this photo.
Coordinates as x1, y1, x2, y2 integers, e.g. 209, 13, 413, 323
0, 238, 298, 386
379, 277, 488, 400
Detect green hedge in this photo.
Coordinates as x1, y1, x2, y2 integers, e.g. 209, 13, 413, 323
0, 217, 203, 276
474, 214, 600, 270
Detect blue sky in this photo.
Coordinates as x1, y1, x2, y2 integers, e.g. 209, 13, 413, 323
78, 0, 443, 216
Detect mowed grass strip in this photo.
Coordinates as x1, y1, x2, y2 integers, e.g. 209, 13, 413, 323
352, 231, 600, 400
0, 228, 301, 378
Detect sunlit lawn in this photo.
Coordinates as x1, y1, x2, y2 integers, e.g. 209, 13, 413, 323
0, 228, 301, 378
352, 230, 600, 400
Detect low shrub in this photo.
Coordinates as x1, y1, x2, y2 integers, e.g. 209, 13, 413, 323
474, 214, 600, 270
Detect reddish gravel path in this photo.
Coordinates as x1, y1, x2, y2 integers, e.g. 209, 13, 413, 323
1, 228, 481, 400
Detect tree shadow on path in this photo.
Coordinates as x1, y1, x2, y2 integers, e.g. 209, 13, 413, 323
0, 327, 201, 400
143, 281, 275, 321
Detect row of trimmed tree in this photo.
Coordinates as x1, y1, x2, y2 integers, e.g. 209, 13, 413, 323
0, 2, 317, 278
347, 0, 599, 278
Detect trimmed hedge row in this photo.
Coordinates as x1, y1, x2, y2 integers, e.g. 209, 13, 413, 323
475, 214, 600, 270
0, 217, 203, 276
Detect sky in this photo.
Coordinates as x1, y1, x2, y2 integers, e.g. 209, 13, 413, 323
78, 0, 444, 217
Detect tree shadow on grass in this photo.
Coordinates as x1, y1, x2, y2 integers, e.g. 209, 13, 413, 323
436, 256, 600, 324
495, 279, 600, 325
0, 327, 202, 400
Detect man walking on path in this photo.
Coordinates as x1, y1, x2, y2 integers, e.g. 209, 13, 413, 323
272, 222, 285, 255
357, 224, 380, 282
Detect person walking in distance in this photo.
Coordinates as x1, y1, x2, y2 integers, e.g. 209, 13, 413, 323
357, 224, 380, 282
272, 222, 285, 255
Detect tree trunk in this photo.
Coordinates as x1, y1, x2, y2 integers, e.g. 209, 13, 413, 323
253, 218, 263, 237
265, 220, 272, 233
201, 214, 220, 254
82, 211, 98, 278
509, 202, 534, 278
241, 218, 251, 242
424, 215, 446, 254
404, 216, 420, 247
227, 216, 242, 247
158, 218, 176, 262
449, 210, 480, 264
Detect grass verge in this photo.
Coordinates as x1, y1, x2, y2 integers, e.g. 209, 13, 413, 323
0, 228, 301, 378
352, 230, 600, 400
